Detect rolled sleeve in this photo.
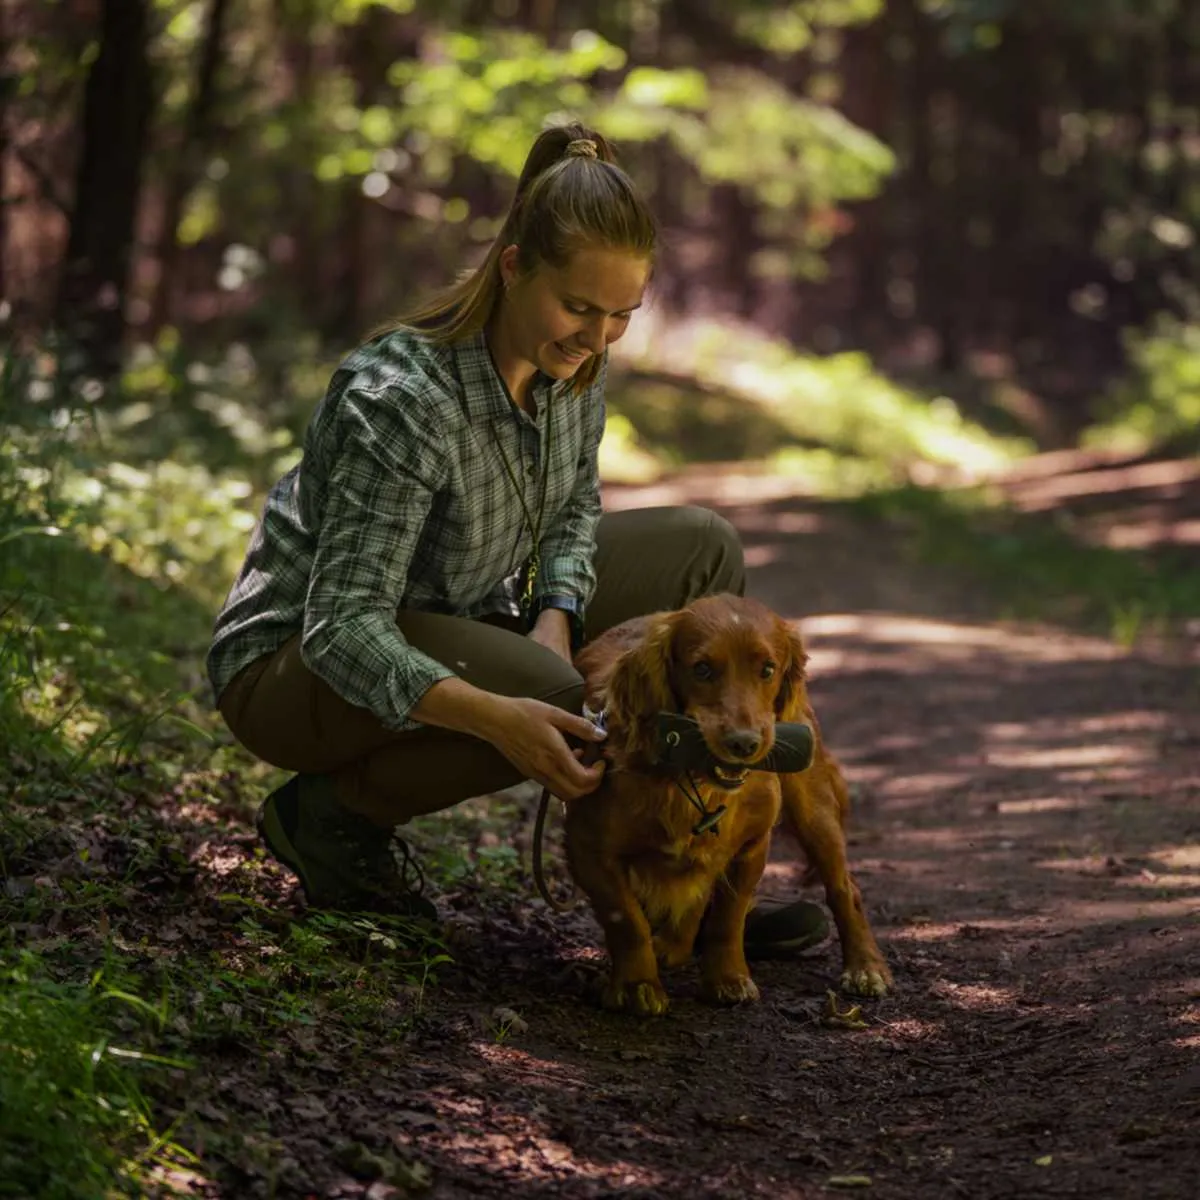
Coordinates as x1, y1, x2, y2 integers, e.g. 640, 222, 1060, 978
301, 387, 454, 730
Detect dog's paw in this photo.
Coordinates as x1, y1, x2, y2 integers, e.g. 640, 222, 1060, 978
603, 977, 671, 1017
701, 974, 761, 1006
840, 960, 893, 998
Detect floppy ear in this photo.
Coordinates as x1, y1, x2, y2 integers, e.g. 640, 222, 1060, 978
774, 622, 810, 720
604, 614, 679, 751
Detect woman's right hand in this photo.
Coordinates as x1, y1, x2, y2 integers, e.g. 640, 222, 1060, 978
481, 696, 607, 800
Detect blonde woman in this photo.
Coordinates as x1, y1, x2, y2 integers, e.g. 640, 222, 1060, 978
207, 123, 828, 959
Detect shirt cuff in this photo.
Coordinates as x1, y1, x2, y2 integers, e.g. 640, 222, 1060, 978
530, 593, 586, 652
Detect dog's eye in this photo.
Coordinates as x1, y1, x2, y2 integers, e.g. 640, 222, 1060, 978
692, 661, 715, 681
761, 662, 776, 680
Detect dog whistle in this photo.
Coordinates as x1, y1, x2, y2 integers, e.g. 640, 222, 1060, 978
693, 805, 726, 836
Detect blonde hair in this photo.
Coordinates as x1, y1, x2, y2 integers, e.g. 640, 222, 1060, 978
376, 123, 657, 391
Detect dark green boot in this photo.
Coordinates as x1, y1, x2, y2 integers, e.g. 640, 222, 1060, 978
256, 774, 438, 922
742, 896, 830, 960
695, 894, 830, 961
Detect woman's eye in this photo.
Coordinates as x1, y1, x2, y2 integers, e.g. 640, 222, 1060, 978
693, 661, 715, 681
761, 662, 776, 680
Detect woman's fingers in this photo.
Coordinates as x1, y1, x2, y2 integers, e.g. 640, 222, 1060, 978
546, 706, 607, 744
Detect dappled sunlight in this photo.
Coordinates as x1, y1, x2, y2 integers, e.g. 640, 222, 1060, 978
985, 743, 1151, 770
472, 1042, 587, 1088
408, 1057, 672, 1188
871, 1016, 946, 1045
929, 981, 1024, 1012
1156, 845, 1200, 870
614, 313, 1029, 480
1047, 896, 1200, 923
995, 797, 1096, 815
743, 542, 784, 568
1006, 457, 1200, 514
804, 613, 1127, 662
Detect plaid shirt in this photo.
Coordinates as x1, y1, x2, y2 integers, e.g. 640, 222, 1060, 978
206, 328, 605, 730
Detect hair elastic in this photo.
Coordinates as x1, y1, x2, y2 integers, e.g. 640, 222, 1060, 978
565, 138, 598, 159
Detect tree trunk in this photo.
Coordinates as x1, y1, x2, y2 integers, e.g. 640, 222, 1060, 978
148, 0, 230, 335
53, 0, 153, 381
0, 0, 10, 309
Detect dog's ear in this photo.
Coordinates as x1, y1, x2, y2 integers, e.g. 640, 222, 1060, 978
774, 621, 810, 720
605, 613, 679, 736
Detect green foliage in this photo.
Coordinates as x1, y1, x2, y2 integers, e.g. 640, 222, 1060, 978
0, 954, 193, 1199
611, 321, 1031, 485
384, 29, 627, 179
1085, 314, 1200, 452
178, 907, 452, 1046
735, 0, 883, 55
134, 3, 895, 305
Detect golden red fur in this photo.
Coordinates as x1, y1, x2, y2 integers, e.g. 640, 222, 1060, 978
566, 593, 891, 1016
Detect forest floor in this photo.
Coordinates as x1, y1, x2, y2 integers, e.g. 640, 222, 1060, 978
5, 448, 1200, 1199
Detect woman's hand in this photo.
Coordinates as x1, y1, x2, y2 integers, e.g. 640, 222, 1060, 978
481, 696, 606, 800
410, 674, 605, 800
526, 606, 573, 664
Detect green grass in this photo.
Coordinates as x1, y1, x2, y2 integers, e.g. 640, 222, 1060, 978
0, 343, 456, 1195
0, 954, 194, 1199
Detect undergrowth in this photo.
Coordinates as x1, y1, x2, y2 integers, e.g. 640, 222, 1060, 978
0, 344, 453, 1196
2, 328, 1194, 1193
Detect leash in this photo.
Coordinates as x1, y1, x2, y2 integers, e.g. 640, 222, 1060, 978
531, 705, 607, 913
532, 782, 577, 912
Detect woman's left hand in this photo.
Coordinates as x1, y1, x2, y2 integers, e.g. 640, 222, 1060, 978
527, 607, 574, 664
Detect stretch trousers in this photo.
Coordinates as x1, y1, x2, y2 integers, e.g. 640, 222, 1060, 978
216, 505, 745, 826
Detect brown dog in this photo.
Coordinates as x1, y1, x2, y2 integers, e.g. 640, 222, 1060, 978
565, 593, 891, 1016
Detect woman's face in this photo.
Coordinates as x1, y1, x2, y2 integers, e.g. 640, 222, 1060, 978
499, 244, 651, 382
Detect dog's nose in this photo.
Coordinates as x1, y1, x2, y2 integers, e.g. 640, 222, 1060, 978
722, 730, 761, 760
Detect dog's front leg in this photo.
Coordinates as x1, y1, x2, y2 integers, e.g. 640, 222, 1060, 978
780, 769, 892, 997
570, 855, 669, 1016
698, 833, 770, 1005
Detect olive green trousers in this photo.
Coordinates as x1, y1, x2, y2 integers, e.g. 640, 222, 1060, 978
217, 505, 745, 825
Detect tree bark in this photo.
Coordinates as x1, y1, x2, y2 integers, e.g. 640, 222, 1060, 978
148, 0, 231, 335
53, 0, 154, 380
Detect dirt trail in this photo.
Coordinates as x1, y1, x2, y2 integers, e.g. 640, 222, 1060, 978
217, 466, 1200, 1200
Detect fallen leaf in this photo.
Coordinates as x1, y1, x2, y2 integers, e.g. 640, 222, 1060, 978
828, 1174, 872, 1188
1035, 1155, 1053, 1166
821, 990, 869, 1030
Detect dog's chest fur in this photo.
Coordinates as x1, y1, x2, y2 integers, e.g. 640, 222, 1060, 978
621, 778, 781, 928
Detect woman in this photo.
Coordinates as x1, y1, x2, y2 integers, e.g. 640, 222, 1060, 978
208, 122, 828, 957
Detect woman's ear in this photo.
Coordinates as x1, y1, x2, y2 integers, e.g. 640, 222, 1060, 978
774, 623, 810, 720
498, 243, 521, 290
604, 614, 679, 741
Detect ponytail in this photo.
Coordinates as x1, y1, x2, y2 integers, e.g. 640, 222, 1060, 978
373, 123, 657, 391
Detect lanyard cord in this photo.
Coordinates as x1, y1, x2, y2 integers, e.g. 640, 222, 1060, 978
492, 390, 554, 616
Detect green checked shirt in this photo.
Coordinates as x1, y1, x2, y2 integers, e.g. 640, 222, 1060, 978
206, 327, 606, 731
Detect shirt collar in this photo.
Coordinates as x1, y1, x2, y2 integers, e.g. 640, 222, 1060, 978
451, 328, 575, 421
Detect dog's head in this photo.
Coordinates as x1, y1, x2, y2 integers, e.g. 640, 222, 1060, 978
605, 593, 809, 790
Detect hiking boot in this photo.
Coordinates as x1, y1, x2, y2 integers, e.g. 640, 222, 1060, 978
255, 773, 438, 922
742, 896, 830, 960
695, 894, 830, 960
